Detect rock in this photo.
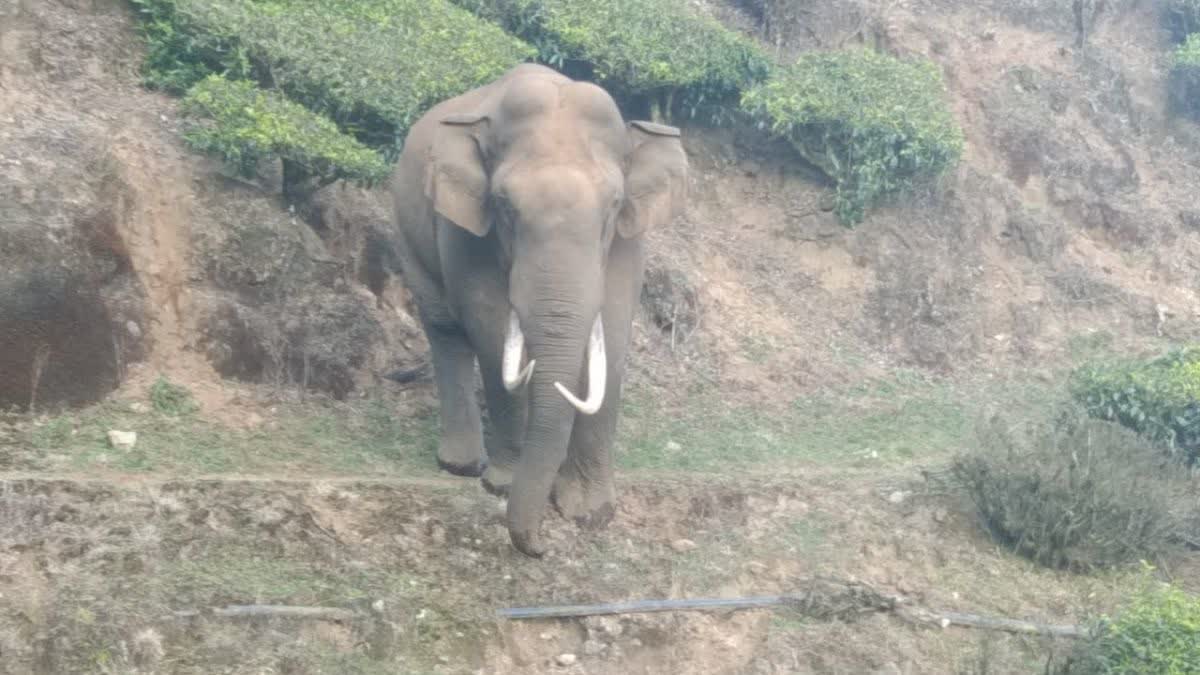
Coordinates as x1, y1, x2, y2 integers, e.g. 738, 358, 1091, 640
106, 430, 137, 450
665, 440, 682, 453
933, 508, 948, 523
555, 653, 577, 666
888, 491, 906, 505
670, 538, 698, 553
539, 632, 553, 641
129, 402, 149, 414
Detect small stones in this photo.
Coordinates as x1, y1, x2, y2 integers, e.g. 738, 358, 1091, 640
555, 653, 577, 666
887, 490, 907, 505
670, 538, 697, 553
582, 639, 605, 656
107, 430, 137, 450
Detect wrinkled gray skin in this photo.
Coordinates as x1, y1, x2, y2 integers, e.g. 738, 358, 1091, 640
389, 64, 688, 557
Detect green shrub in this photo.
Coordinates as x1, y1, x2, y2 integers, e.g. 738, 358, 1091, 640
1171, 34, 1200, 120
130, 0, 249, 94
1065, 575, 1200, 674
741, 49, 963, 225
149, 376, 198, 416
1070, 346, 1200, 464
454, 0, 772, 117
181, 75, 390, 185
1165, 0, 1200, 43
133, 0, 535, 151
952, 410, 1182, 571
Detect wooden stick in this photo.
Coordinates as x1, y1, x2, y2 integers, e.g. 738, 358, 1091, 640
498, 592, 1086, 640
173, 605, 358, 621
498, 595, 799, 620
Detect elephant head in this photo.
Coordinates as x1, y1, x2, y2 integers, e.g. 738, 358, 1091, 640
423, 70, 687, 554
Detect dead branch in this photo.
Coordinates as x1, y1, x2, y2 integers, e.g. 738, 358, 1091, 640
498, 578, 1086, 640
173, 605, 359, 622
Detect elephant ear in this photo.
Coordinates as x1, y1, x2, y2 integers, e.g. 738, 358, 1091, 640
424, 113, 491, 237
617, 120, 688, 239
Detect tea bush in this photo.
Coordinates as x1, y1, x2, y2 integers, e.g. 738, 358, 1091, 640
952, 410, 1182, 571
453, 0, 772, 116
1065, 577, 1200, 674
181, 75, 390, 185
740, 49, 963, 225
1171, 34, 1200, 120
1070, 346, 1200, 464
133, 0, 535, 151
1165, 0, 1200, 42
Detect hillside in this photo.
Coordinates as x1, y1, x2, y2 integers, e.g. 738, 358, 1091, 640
2, 0, 1200, 673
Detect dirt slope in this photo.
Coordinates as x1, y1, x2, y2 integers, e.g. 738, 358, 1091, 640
3, 0, 1200, 673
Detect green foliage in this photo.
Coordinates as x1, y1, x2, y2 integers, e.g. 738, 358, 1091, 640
181, 75, 390, 184
741, 49, 964, 225
455, 0, 771, 116
1165, 0, 1200, 42
148, 376, 198, 416
952, 409, 1182, 571
1066, 573, 1200, 674
1171, 34, 1200, 120
133, 0, 534, 152
1070, 346, 1200, 464
130, 0, 249, 93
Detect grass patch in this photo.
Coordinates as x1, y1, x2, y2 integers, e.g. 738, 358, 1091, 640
148, 375, 199, 416
15, 395, 438, 476
619, 370, 982, 472
741, 49, 964, 225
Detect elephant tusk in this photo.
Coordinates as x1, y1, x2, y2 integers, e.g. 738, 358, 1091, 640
555, 314, 606, 415
502, 309, 535, 392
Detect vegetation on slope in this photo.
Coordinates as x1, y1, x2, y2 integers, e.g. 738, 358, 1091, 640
741, 50, 964, 225
453, 0, 771, 118
953, 410, 1182, 571
1171, 34, 1200, 120
1069, 575, 1200, 674
132, 0, 534, 153
181, 75, 390, 186
1071, 346, 1200, 464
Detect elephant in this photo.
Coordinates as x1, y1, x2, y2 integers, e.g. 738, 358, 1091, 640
388, 64, 688, 557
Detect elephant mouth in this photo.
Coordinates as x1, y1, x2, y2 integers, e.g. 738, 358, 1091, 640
501, 308, 607, 415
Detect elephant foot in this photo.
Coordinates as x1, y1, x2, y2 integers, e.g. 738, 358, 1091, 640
437, 440, 487, 477
481, 464, 513, 497
552, 475, 616, 530
509, 528, 546, 558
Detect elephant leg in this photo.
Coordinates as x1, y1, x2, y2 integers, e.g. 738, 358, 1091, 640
552, 238, 643, 528
422, 318, 487, 477
479, 362, 526, 496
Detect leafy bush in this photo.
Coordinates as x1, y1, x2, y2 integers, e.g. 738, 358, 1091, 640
1070, 346, 1200, 464
454, 0, 772, 116
149, 376, 198, 416
1171, 34, 1200, 121
181, 75, 390, 185
1065, 575, 1200, 674
1165, 0, 1200, 43
133, 0, 535, 151
741, 49, 963, 225
131, 0, 250, 93
952, 409, 1182, 571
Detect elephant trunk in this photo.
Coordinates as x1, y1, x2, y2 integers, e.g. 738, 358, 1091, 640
505, 304, 598, 557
